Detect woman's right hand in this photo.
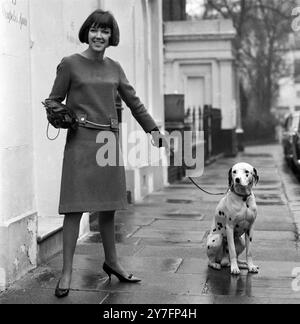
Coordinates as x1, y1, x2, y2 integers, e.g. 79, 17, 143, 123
150, 130, 172, 155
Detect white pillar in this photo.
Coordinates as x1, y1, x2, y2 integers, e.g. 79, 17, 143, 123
219, 60, 236, 130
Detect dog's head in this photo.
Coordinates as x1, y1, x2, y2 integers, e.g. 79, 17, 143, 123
228, 162, 259, 195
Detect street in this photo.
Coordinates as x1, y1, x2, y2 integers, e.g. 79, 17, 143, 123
1, 144, 300, 304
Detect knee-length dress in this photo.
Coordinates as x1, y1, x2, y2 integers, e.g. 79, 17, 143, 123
48, 54, 157, 214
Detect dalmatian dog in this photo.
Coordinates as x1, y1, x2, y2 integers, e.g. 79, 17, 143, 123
206, 162, 260, 275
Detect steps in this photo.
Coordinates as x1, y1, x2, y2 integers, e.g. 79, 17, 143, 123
37, 214, 91, 265
37, 216, 64, 265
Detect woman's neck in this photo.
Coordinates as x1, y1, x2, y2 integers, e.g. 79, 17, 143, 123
82, 48, 105, 62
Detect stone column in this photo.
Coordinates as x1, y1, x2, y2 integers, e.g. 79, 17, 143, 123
219, 60, 238, 156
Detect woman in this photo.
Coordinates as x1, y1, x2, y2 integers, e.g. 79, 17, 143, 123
47, 9, 167, 298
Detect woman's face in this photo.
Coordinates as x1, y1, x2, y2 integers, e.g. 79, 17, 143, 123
88, 25, 112, 52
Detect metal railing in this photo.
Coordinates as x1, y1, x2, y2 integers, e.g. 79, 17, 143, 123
164, 94, 223, 182
185, 105, 222, 162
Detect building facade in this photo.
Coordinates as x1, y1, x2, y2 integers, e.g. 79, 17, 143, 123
163, 19, 239, 156
0, 0, 165, 291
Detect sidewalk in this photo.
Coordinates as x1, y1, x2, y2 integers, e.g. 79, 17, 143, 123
1, 144, 300, 304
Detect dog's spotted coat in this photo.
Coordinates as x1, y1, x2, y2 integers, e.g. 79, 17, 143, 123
206, 162, 260, 275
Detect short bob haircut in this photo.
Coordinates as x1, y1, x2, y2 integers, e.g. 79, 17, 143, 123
79, 10, 120, 46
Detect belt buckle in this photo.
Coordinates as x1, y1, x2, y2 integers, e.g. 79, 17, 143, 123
78, 113, 87, 125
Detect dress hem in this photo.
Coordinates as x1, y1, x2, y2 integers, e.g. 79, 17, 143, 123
58, 200, 128, 215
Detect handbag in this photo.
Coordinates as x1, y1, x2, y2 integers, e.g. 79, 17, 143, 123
42, 99, 79, 140
42, 99, 78, 129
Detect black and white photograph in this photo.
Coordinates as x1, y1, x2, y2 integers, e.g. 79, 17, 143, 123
0, 0, 300, 307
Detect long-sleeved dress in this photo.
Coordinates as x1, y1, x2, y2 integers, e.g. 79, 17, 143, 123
48, 54, 157, 214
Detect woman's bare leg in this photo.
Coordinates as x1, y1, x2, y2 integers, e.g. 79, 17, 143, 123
59, 212, 83, 289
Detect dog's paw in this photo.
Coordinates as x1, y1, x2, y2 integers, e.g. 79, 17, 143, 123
230, 265, 241, 275
208, 262, 221, 271
248, 264, 259, 274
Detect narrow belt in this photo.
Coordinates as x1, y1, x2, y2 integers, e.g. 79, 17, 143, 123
77, 114, 119, 132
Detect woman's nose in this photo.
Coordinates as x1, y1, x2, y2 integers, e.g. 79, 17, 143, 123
95, 30, 103, 38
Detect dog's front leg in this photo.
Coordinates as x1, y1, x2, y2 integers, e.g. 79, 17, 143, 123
245, 226, 259, 273
226, 226, 240, 275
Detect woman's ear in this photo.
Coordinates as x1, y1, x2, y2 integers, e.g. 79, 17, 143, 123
253, 168, 259, 185
228, 168, 233, 188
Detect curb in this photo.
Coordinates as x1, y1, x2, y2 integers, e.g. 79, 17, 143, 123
276, 163, 300, 242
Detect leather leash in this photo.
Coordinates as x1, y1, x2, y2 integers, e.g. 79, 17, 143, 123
188, 177, 228, 196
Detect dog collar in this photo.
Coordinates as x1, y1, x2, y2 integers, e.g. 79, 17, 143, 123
230, 189, 251, 202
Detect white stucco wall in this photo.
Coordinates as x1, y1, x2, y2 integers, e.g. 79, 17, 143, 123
0, 0, 37, 290
0, 0, 34, 222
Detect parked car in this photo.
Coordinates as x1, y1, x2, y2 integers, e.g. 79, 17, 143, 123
282, 112, 300, 173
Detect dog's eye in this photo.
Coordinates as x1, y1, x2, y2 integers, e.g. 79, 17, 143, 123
233, 171, 237, 174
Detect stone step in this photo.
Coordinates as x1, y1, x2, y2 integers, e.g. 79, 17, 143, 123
37, 215, 90, 265
37, 216, 64, 265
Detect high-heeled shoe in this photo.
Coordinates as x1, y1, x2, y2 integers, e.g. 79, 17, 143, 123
54, 279, 70, 298
103, 262, 141, 283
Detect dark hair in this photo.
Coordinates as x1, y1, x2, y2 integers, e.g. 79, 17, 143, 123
78, 10, 120, 46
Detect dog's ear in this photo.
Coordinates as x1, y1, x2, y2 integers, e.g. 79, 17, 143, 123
228, 168, 233, 188
253, 168, 259, 185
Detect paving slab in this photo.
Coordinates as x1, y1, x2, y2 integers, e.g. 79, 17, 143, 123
253, 221, 295, 232
131, 228, 206, 243
249, 230, 296, 241
0, 287, 108, 305
74, 242, 144, 257
135, 246, 207, 259
47, 255, 183, 274
214, 296, 300, 304
177, 258, 300, 279
150, 219, 210, 231
101, 292, 212, 304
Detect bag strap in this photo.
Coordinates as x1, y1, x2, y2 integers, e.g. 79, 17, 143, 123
46, 122, 60, 141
